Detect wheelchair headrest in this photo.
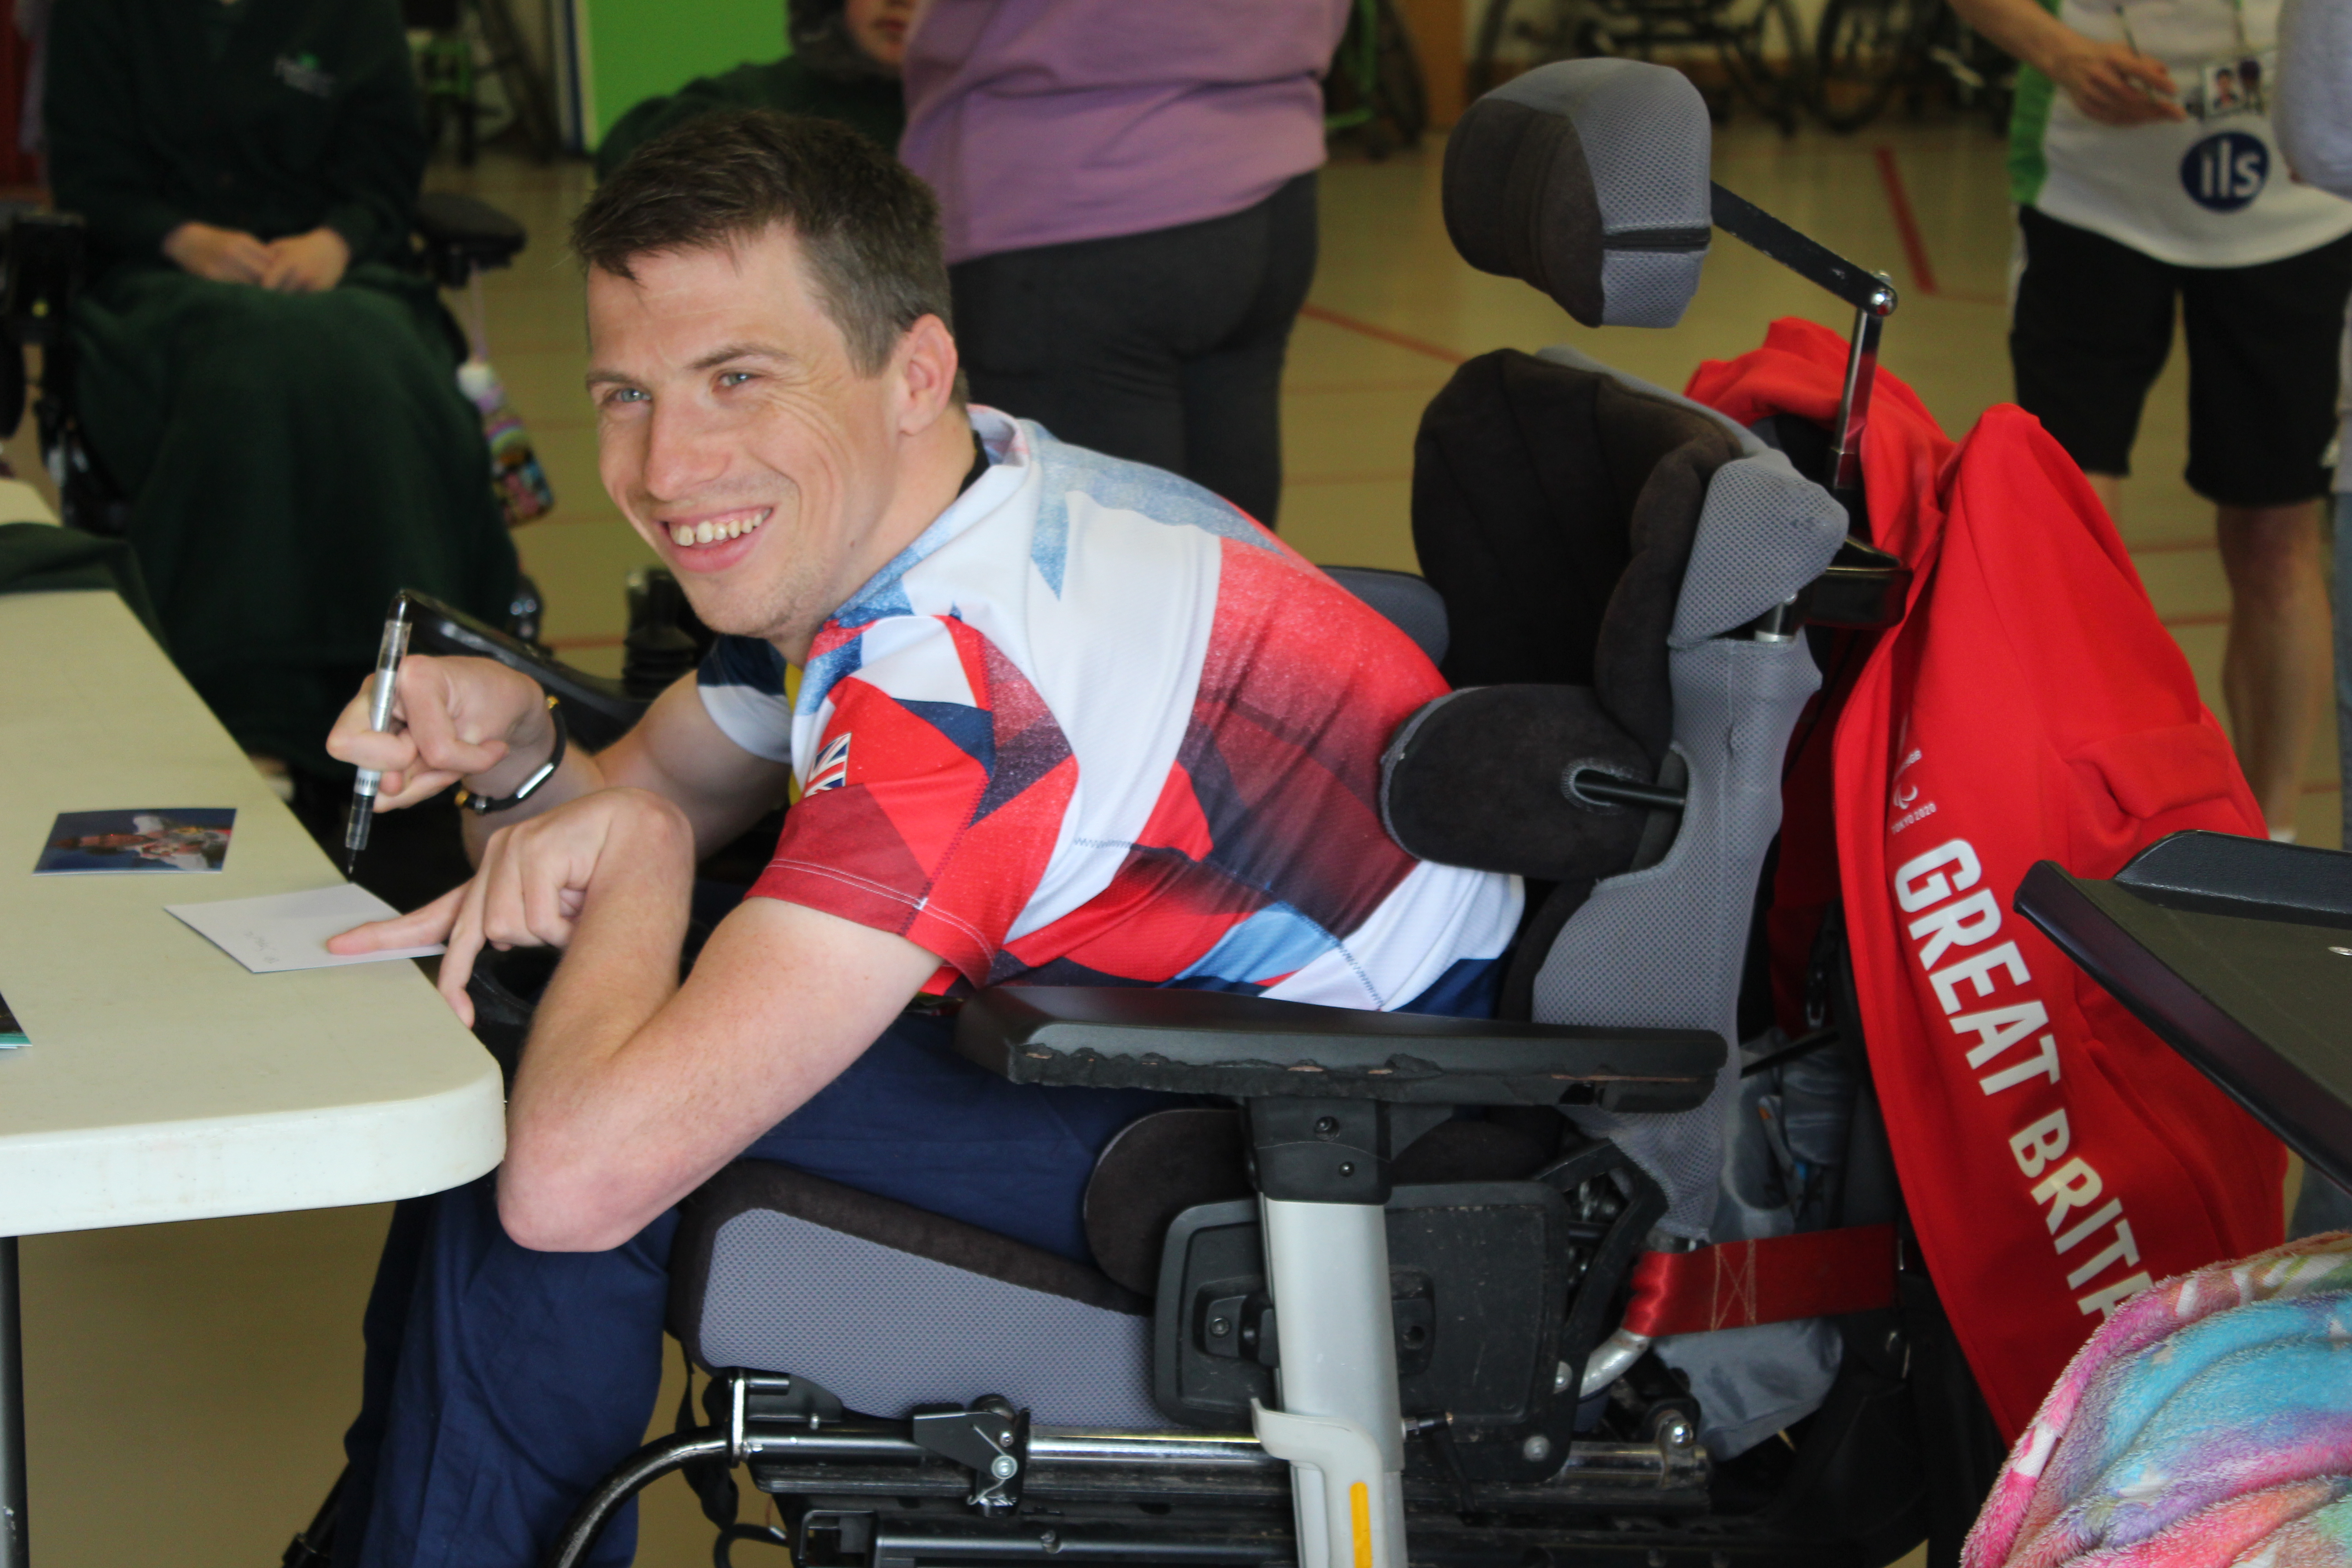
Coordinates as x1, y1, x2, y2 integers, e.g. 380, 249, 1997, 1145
1442, 59, 1712, 329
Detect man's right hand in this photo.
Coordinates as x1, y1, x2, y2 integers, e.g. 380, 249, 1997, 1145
161, 221, 273, 284
326, 654, 555, 811
2046, 37, 2185, 124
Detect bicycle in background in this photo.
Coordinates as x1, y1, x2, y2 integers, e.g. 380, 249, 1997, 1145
1472, 0, 1812, 133
1813, 0, 2015, 132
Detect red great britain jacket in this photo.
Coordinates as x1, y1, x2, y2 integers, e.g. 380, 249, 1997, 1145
1687, 317, 2287, 1440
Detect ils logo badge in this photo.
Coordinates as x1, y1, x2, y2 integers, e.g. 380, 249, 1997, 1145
808, 732, 853, 793
2181, 130, 2268, 212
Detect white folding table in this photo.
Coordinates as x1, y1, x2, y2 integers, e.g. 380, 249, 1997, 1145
0, 589, 505, 1566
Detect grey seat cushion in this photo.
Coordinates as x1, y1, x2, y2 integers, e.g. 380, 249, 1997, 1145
671, 1161, 1162, 1429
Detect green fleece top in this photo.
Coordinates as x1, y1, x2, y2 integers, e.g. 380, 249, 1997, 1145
594, 56, 906, 179
47, 0, 426, 272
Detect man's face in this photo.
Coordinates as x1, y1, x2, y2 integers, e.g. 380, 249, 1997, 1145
586, 227, 906, 649
844, 0, 913, 68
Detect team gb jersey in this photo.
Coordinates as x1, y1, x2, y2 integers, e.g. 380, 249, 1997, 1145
697, 409, 1522, 1011
2010, 0, 2352, 265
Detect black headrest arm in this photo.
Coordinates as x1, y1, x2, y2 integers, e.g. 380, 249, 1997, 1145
1709, 183, 1893, 314
1710, 181, 1899, 514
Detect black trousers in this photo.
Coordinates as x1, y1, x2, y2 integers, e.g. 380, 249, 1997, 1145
951, 172, 1319, 529
2010, 204, 2352, 506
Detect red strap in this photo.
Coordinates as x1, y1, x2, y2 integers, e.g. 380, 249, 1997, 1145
1621, 1224, 1898, 1338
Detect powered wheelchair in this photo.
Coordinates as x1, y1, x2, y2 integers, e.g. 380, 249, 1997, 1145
296, 58, 2008, 1568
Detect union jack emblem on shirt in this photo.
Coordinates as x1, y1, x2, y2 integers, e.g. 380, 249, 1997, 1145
807, 732, 852, 792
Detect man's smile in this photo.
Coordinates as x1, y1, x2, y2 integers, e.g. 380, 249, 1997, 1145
662, 505, 772, 549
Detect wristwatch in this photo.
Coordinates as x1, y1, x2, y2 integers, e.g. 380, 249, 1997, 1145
456, 694, 568, 815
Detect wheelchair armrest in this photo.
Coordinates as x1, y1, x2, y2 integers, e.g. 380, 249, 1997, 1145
952, 986, 1724, 1112
413, 192, 528, 289
398, 590, 650, 753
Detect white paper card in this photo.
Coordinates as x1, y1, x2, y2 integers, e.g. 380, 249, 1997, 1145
165, 884, 445, 974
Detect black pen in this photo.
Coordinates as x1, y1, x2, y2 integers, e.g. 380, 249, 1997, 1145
342, 597, 413, 879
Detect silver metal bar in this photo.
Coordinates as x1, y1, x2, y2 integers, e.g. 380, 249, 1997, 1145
1, 1237, 26, 1568
1830, 299, 1888, 502
1029, 1430, 1272, 1468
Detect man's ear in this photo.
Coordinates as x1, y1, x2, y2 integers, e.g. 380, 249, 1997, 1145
891, 314, 960, 436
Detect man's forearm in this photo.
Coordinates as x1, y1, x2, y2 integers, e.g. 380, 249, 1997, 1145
499, 804, 697, 1244
1947, 0, 2077, 74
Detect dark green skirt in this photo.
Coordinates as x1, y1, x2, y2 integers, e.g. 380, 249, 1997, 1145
70, 262, 518, 773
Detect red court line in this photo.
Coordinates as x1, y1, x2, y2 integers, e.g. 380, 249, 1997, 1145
1298, 303, 1469, 367
2130, 536, 2218, 554
2159, 611, 2228, 628
1873, 146, 1940, 298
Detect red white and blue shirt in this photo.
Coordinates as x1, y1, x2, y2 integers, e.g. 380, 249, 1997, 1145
697, 410, 1521, 1012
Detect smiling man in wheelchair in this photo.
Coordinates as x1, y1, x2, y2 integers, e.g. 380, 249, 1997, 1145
318, 109, 1524, 1567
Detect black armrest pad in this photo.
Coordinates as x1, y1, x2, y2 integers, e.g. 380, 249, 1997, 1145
952, 986, 1724, 1112
414, 191, 527, 250
397, 590, 647, 751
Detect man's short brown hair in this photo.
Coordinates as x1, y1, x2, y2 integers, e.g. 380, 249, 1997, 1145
572, 110, 953, 377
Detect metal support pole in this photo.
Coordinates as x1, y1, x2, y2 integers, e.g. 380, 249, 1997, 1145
1258, 1199, 1406, 1568
2, 1236, 27, 1568
1829, 294, 1889, 519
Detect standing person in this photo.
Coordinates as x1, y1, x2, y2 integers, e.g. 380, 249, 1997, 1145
1950, 0, 2352, 839
593, 0, 913, 176
898, 0, 1352, 530
46, 0, 519, 782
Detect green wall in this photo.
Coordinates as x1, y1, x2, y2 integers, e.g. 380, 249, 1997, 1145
577, 0, 787, 147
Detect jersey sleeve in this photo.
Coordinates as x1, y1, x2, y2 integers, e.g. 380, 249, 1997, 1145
748, 616, 1077, 988
696, 634, 795, 764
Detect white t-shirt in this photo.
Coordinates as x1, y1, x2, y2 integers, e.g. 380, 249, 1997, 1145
2011, 0, 2352, 265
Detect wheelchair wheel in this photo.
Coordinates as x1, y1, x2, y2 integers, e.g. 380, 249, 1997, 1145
1813, 0, 1933, 131
1470, 0, 1590, 94
1718, 0, 1810, 133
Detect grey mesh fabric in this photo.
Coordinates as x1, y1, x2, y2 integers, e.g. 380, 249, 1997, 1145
698, 1210, 1164, 1429
1671, 454, 1851, 644
1488, 61, 1713, 328
1594, 247, 1706, 332
1531, 637, 1823, 1232
1521, 360, 1842, 1236
1648, 1072, 1842, 1456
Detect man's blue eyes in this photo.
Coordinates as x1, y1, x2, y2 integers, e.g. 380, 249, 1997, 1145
604, 372, 750, 405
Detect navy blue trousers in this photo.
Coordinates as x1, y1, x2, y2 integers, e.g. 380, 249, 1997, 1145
334, 1014, 1177, 1568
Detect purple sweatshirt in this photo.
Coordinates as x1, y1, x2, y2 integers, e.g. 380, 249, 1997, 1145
899, 0, 1351, 266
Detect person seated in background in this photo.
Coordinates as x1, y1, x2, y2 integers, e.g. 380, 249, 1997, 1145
593, 0, 911, 178
46, 0, 519, 787
318, 111, 1520, 1566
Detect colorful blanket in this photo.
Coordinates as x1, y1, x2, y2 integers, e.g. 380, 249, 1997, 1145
1964, 1231, 2352, 1568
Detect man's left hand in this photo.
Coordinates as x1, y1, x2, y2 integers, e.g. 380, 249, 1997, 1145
260, 227, 352, 292
330, 787, 696, 1025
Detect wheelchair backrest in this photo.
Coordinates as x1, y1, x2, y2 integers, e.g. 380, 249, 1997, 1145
1401, 61, 1845, 1234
